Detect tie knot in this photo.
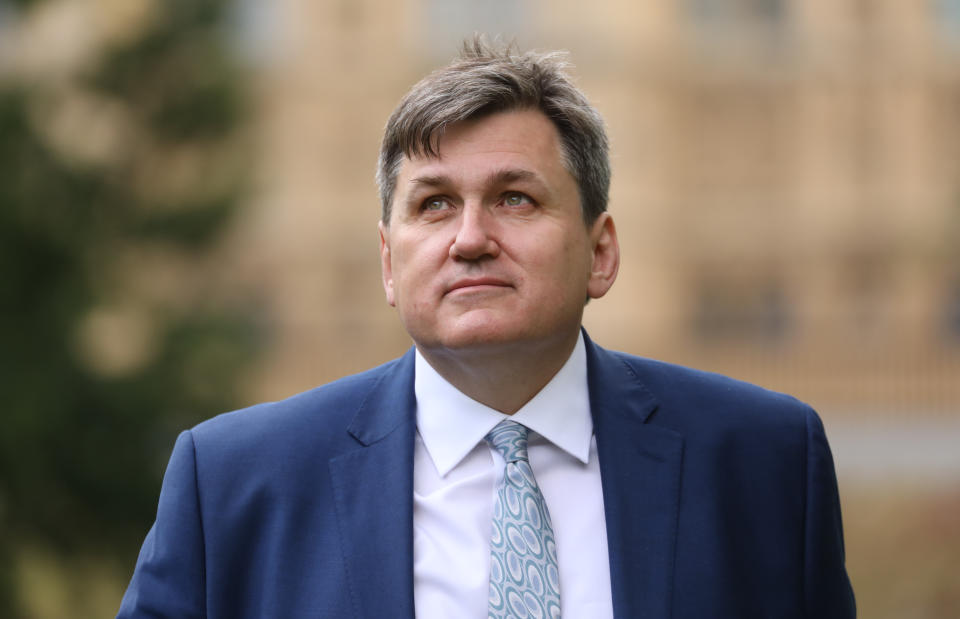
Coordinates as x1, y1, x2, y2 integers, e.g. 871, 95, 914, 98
484, 420, 530, 463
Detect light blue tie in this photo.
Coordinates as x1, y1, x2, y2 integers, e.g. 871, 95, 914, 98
485, 420, 561, 619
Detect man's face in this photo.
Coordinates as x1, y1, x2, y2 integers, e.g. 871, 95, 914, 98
379, 108, 618, 358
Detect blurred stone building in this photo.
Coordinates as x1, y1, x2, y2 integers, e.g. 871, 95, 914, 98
234, 0, 960, 416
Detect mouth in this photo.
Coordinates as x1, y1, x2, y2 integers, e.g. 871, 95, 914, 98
445, 277, 512, 295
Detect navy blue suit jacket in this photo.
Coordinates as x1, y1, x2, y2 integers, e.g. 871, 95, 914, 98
118, 334, 855, 618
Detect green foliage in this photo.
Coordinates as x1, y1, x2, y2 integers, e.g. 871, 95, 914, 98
1, 0, 36, 9
90, 2, 245, 141
0, 0, 260, 615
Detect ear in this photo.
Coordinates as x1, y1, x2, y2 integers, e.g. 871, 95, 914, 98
586, 212, 620, 300
378, 220, 396, 307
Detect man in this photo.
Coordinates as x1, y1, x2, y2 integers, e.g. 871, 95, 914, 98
118, 39, 855, 618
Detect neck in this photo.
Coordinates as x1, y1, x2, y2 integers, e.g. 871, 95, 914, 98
416, 330, 581, 414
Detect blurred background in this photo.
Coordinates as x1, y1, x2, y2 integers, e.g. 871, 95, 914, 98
1, 0, 958, 616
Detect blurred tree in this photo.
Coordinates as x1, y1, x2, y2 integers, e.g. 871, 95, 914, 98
0, 0, 260, 615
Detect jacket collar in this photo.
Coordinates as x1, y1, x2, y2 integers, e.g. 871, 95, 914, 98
330, 348, 418, 618
346, 347, 417, 445
586, 331, 683, 619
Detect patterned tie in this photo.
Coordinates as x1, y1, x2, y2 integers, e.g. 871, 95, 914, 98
485, 420, 561, 619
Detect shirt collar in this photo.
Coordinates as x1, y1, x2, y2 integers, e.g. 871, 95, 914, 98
414, 333, 593, 477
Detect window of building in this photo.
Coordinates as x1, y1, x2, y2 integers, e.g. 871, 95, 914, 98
230, 0, 282, 65
686, 0, 788, 36
934, 0, 960, 51
947, 277, 960, 340
687, 0, 787, 24
422, 0, 529, 62
684, 0, 791, 59
692, 270, 791, 343
935, 0, 960, 28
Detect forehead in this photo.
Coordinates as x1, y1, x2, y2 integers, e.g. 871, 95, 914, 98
394, 109, 573, 195
435, 109, 563, 162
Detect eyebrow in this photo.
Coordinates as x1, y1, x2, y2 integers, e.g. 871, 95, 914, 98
408, 168, 543, 190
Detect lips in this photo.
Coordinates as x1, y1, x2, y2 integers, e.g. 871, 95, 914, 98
445, 277, 512, 294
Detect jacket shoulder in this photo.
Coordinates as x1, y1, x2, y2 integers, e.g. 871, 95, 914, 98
600, 347, 816, 434
188, 355, 408, 454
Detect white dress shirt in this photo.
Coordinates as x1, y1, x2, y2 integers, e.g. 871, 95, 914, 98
412, 333, 614, 618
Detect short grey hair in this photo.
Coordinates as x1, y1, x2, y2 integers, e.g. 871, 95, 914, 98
376, 36, 610, 225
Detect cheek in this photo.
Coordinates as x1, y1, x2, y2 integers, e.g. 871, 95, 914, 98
391, 244, 442, 299
545, 244, 592, 298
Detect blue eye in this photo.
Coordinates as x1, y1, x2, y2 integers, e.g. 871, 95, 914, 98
423, 197, 448, 211
504, 193, 532, 207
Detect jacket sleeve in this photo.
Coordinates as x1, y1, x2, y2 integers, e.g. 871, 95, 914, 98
117, 431, 206, 618
803, 409, 856, 618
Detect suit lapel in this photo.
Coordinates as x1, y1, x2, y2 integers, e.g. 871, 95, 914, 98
329, 350, 417, 619
586, 334, 683, 619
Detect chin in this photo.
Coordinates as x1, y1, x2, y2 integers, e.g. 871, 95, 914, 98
405, 309, 579, 355
440, 322, 573, 356
437, 325, 519, 351
412, 319, 522, 354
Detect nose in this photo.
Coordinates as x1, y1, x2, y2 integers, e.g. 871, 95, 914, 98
450, 203, 500, 260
